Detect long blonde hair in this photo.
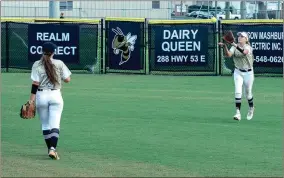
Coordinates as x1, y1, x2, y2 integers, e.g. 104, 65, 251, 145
246, 39, 250, 46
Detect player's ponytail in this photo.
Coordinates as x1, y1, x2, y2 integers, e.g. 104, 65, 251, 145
246, 38, 250, 46
41, 42, 59, 85
41, 54, 58, 85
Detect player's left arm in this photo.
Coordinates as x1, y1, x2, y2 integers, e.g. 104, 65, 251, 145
243, 45, 252, 55
231, 42, 250, 55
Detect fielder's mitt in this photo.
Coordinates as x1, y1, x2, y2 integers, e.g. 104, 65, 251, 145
20, 100, 36, 119
223, 30, 235, 44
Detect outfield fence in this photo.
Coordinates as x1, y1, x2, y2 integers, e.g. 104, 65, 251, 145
148, 19, 217, 76
1, 17, 283, 76
219, 20, 283, 76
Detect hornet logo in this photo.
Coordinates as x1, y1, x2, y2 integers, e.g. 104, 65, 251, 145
112, 27, 137, 65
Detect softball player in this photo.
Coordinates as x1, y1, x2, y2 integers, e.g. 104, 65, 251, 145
28, 42, 72, 160
218, 32, 255, 121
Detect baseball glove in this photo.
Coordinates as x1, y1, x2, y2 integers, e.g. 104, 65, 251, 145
223, 30, 235, 44
20, 100, 36, 119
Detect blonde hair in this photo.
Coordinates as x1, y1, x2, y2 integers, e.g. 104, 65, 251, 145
245, 36, 250, 45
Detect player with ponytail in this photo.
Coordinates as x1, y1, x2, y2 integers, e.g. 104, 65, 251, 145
29, 42, 72, 160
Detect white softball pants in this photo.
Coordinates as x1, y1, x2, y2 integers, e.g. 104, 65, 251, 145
233, 68, 254, 100
35, 89, 63, 131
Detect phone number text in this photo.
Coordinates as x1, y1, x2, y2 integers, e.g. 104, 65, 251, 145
254, 56, 283, 63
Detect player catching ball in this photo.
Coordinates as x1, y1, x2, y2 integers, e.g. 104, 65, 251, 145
218, 31, 255, 121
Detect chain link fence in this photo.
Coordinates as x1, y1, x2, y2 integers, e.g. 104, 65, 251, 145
219, 21, 283, 76
1, 19, 102, 74
1, 1, 283, 20
1, 18, 283, 76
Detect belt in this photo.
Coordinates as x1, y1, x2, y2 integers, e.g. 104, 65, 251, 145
37, 89, 57, 91
236, 68, 252, 72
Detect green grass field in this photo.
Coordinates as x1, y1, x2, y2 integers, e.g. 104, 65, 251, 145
1, 73, 282, 177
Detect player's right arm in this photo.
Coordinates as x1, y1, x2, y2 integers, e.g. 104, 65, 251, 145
64, 77, 71, 83
61, 61, 72, 83
218, 42, 233, 57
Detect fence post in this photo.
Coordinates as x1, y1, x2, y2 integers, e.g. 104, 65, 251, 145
214, 22, 218, 76
146, 18, 150, 75
100, 18, 104, 74
6, 22, 9, 72
218, 20, 222, 76
104, 19, 108, 74
144, 18, 147, 75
